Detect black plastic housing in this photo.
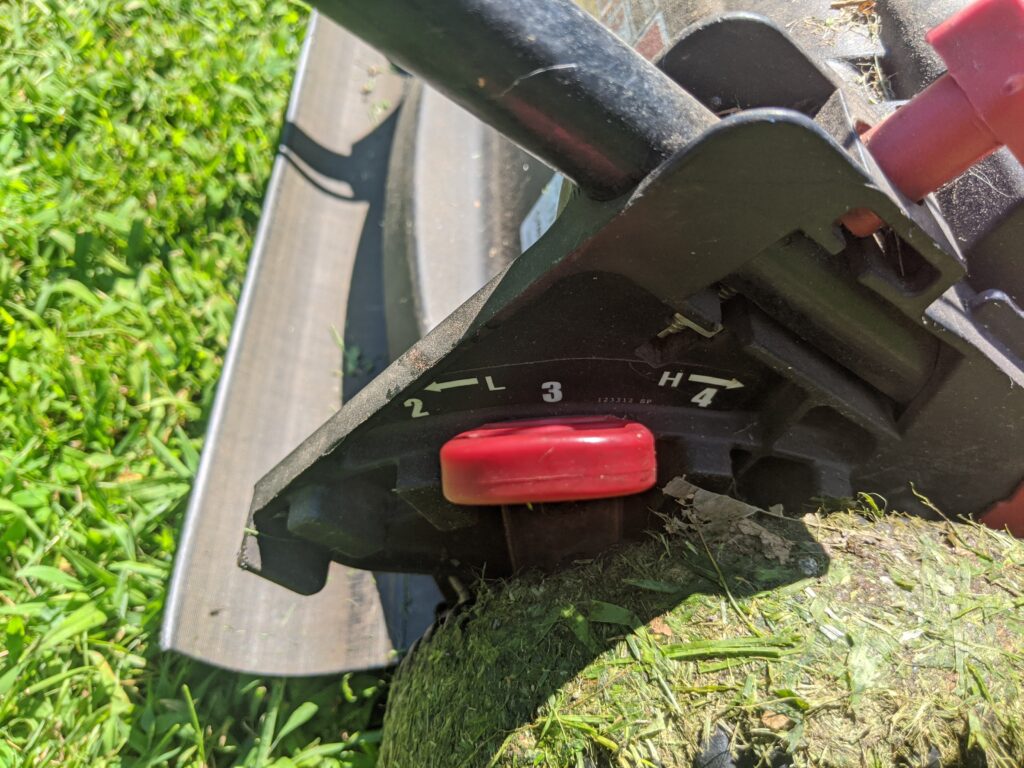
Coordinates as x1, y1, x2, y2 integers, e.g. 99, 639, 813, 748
240, 4, 1024, 593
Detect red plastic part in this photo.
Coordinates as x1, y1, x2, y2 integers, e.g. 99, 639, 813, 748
439, 416, 657, 505
841, 0, 1024, 236
861, 74, 1000, 205
928, 0, 1024, 165
980, 481, 1024, 537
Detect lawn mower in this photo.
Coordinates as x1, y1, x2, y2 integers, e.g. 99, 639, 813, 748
163, 0, 1024, 677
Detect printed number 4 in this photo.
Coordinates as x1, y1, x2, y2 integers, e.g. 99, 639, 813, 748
404, 398, 429, 418
542, 381, 563, 403
691, 388, 717, 408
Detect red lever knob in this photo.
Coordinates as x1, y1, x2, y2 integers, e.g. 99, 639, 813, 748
980, 480, 1024, 537
440, 416, 657, 505
843, 0, 1024, 236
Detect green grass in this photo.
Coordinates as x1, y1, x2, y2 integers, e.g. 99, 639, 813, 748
1, 1, 384, 765
383, 511, 1024, 767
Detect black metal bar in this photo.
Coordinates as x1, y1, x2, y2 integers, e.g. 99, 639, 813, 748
312, 0, 716, 198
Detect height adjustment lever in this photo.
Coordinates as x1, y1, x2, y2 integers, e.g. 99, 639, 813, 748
440, 416, 657, 505
440, 416, 657, 571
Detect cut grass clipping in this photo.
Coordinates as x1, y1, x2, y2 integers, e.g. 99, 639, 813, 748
382, 501, 1024, 767
2, 1, 383, 765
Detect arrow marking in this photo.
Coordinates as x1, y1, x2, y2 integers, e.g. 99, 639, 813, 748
425, 377, 479, 393
688, 374, 744, 390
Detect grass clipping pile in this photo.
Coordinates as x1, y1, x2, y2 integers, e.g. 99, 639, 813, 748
381, 481, 1024, 767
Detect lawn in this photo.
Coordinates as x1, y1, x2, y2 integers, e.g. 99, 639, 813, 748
0, 1, 384, 765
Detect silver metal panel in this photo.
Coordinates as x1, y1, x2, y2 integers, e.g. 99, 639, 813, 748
412, 91, 492, 334
162, 13, 439, 675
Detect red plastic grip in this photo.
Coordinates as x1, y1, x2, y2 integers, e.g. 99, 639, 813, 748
980, 481, 1024, 537
928, 0, 1024, 165
842, 0, 1024, 236
440, 416, 657, 505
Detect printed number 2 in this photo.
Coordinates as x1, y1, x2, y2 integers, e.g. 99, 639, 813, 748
541, 381, 563, 403
690, 388, 717, 408
404, 398, 429, 418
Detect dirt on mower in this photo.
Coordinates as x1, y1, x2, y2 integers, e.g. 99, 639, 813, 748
380, 492, 1024, 767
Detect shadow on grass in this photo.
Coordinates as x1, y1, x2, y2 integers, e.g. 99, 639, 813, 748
121, 491, 383, 766
122, 650, 388, 767
381, 509, 830, 767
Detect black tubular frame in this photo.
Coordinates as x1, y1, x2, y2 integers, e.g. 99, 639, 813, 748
314, 0, 716, 198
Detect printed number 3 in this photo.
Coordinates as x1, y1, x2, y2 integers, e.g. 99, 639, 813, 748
404, 398, 429, 418
541, 381, 563, 403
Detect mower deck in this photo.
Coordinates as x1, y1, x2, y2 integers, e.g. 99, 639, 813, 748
160, 14, 440, 675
